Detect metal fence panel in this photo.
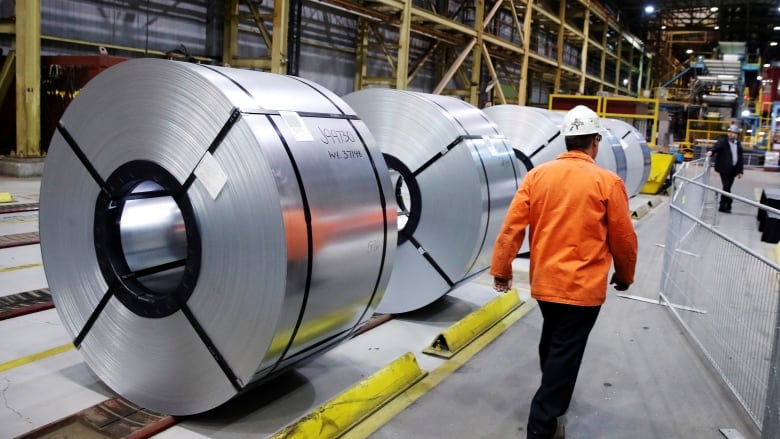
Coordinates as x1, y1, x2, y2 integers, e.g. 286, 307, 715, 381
661, 159, 780, 436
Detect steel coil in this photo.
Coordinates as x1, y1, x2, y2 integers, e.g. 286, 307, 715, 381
483, 105, 628, 180
39, 59, 396, 415
601, 118, 652, 197
343, 90, 520, 314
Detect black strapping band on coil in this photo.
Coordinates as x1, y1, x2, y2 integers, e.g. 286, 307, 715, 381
73, 281, 118, 348
86, 107, 242, 388
287, 76, 351, 118
122, 190, 169, 201
404, 233, 455, 288
182, 304, 244, 391
265, 115, 316, 375
179, 108, 242, 196
382, 153, 421, 247
514, 149, 534, 172
241, 109, 360, 120
529, 131, 561, 160
411, 134, 485, 178
57, 122, 110, 198
93, 161, 202, 316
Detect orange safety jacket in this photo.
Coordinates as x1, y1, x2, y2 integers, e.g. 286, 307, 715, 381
490, 150, 638, 306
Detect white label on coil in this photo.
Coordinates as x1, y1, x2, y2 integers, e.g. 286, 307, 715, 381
280, 111, 314, 142
194, 152, 228, 200
484, 136, 499, 156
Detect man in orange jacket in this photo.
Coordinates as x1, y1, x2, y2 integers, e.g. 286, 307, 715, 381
490, 105, 638, 439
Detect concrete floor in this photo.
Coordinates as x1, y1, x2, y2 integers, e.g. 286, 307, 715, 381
1, 167, 777, 439
360, 167, 777, 439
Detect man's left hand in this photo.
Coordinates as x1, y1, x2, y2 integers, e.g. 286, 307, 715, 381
494, 277, 511, 293
610, 273, 630, 291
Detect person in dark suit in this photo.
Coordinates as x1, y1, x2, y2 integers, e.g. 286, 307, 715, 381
707, 124, 744, 213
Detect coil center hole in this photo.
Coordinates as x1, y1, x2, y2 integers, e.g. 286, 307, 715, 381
390, 169, 412, 232
117, 180, 188, 295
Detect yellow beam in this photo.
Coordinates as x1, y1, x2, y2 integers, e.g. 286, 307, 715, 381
270, 0, 288, 74
469, 0, 484, 105
433, 39, 476, 95
0, 19, 14, 34
579, 5, 590, 94
553, 0, 565, 93
41, 35, 214, 63
481, 44, 505, 104
395, 0, 411, 89
0, 50, 15, 107
223, 0, 239, 66
270, 352, 426, 439
15, 0, 41, 157
354, 19, 368, 90
518, 0, 534, 105
229, 58, 273, 69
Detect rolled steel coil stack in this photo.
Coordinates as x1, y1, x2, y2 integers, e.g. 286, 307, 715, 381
39, 59, 653, 414
39, 59, 396, 415
343, 90, 520, 314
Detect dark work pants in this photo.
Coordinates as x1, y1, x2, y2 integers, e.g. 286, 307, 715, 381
527, 301, 601, 439
719, 171, 737, 210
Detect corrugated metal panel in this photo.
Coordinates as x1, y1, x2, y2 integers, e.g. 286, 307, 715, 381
41, 0, 213, 56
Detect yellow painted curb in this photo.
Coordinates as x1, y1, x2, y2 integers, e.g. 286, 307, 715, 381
423, 289, 522, 358
342, 299, 537, 439
0, 343, 74, 373
631, 203, 651, 219
0, 192, 14, 203
647, 195, 663, 208
0, 262, 43, 274
270, 352, 427, 439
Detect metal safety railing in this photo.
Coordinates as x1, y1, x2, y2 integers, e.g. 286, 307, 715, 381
660, 158, 780, 437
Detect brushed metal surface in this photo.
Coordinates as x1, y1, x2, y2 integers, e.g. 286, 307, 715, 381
39, 59, 396, 415
602, 118, 652, 197
343, 89, 519, 314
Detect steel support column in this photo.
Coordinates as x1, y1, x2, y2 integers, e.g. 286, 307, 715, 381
579, 5, 591, 94
395, 0, 411, 89
469, 0, 484, 105
15, 0, 41, 156
270, 0, 289, 74
553, 0, 564, 94
223, 0, 238, 66
518, 0, 534, 105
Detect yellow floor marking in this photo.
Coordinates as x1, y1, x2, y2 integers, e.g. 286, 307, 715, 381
341, 299, 537, 439
0, 218, 38, 226
0, 263, 43, 273
0, 343, 75, 373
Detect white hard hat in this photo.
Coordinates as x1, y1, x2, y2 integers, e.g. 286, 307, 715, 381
561, 105, 600, 136
727, 124, 741, 133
